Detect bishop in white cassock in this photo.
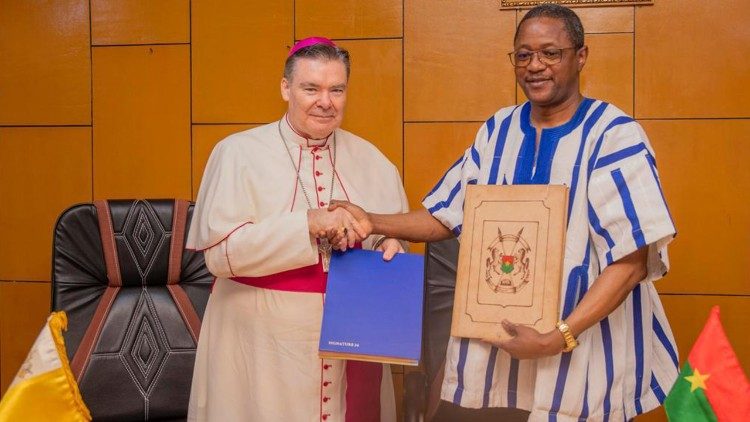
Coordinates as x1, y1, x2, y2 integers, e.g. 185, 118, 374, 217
186, 38, 407, 422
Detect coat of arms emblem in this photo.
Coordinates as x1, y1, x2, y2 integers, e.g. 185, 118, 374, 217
485, 227, 531, 294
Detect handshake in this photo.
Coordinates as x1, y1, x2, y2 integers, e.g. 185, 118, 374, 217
306, 201, 404, 259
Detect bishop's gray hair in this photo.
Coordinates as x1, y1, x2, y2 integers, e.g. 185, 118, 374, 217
283, 43, 351, 81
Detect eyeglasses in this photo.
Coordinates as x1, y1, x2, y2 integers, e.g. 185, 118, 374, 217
508, 47, 578, 68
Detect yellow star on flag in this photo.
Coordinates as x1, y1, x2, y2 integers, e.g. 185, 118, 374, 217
684, 368, 710, 392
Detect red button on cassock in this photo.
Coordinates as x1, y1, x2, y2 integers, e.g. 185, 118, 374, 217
318, 186, 324, 191
315, 171, 322, 176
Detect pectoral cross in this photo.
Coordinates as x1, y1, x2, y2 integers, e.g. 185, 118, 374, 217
319, 238, 332, 273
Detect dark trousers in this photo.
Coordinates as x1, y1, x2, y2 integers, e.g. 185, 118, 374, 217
431, 400, 531, 422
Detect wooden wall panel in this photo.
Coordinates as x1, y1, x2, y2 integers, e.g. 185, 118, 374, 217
192, 124, 257, 198
581, 34, 633, 115
405, 1, 516, 121
0, 0, 90, 125
643, 120, 750, 295
192, 0, 291, 123
296, 0, 402, 39
92, 45, 191, 200
91, 0, 189, 45
576, 7, 633, 33
0, 282, 52, 395
635, 406, 666, 421
0, 128, 92, 281
404, 122, 481, 256
403, 122, 482, 210
660, 295, 750, 371
518, 6, 634, 34
337, 40, 403, 172
635, 0, 750, 118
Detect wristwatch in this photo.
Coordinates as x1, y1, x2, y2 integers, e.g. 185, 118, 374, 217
556, 320, 579, 353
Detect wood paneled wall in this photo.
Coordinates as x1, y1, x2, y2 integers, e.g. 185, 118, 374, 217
1, 1, 748, 420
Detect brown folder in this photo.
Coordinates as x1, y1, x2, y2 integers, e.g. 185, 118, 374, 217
450, 184, 568, 340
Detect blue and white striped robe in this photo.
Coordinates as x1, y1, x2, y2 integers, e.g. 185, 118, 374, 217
423, 98, 679, 421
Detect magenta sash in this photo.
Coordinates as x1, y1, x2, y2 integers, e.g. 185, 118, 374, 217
229, 243, 382, 421
230, 262, 327, 293
229, 242, 363, 294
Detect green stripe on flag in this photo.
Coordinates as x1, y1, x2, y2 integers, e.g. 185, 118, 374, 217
665, 362, 717, 422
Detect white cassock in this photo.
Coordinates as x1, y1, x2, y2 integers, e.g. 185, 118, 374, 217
186, 117, 408, 422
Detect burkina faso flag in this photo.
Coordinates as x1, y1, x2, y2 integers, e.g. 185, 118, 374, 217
664, 306, 750, 421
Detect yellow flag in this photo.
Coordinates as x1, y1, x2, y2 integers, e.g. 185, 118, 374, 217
0, 311, 91, 421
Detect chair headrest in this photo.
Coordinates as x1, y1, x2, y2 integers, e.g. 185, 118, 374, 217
96, 199, 191, 287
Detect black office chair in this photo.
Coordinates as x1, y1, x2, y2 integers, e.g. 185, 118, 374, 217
404, 238, 528, 422
51, 199, 213, 421
404, 238, 459, 421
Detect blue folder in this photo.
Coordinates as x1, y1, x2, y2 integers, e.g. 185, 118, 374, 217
319, 249, 424, 366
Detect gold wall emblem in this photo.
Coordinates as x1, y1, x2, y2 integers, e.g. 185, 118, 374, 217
500, 0, 653, 9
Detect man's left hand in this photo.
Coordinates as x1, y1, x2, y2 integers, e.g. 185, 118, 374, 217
481, 320, 565, 360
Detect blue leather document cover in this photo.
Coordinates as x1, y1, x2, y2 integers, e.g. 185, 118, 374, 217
319, 249, 424, 366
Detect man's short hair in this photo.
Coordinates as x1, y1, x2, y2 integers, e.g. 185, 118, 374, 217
283, 43, 351, 81
514, 4, 585, 50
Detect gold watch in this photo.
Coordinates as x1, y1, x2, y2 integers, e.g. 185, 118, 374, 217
556, 320, 579, 353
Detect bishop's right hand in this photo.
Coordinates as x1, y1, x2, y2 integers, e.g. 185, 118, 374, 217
307, 207, 366, 251
326, 200, 373, 246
